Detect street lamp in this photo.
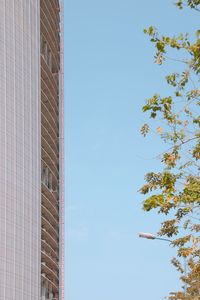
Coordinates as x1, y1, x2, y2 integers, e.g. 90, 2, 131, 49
138, 232, 187, 294
138, 232, 171, 242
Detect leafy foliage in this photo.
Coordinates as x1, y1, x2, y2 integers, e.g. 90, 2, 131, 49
176, 0, 200, 11
140, 2, 200, 299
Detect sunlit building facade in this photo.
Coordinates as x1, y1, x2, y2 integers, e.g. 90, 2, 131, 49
0, 1, 64, 299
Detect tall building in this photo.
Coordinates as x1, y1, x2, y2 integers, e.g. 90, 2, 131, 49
0, 1, 64, 300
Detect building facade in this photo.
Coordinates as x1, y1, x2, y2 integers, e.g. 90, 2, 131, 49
40, 0, 64, 299
0, 1, 64, 299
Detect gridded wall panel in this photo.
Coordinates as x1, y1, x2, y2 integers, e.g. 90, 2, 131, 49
0, 1, 41, 299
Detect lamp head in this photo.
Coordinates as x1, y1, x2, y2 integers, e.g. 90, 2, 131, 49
138, 232, 156, 240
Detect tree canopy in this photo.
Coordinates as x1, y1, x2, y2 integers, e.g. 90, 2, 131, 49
140, 1, 200, 298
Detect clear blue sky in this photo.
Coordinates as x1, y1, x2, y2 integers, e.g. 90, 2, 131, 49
64, 1, 200, 299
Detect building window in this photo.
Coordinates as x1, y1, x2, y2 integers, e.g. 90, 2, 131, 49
47, 50, 52, 71
41, 35, 56, 73
48, 172, 53, 190
41, 35, 47, 59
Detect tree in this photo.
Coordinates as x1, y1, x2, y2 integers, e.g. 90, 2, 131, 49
140, 2, 200, 298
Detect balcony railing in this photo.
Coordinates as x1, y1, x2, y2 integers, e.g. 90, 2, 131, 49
41, 262, 59, 284
42, 159, 59, 188
42, 137, 58, 166
42, 182, 58, 205
42, 0, 60, 41
41, 108, 58, 141
42, 146, 59, 179
42, 216, 59, 240
42, 227, 59, 250
41, 98, 59, 135
42, 250, 59, 271
41, 56, 59, 96
41, 273, 58, 293
41, 0, 60, 31
40, 20, 59, 72
42, 203, 59, 228
41, 89, 58, 122
42, 239, 59, 259
42, 193, 58, 218
40, 6, 60, 55
41, 77, 58, 110
41, 95, 59, 134
42, 124, 59, 155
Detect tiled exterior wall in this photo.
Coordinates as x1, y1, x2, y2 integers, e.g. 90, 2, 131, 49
0, 1, 41, 299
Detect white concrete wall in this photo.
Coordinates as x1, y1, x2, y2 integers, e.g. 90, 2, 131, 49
0, 0, 41, 299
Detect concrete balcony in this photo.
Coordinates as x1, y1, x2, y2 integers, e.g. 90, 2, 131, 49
42, 216, 59, 241
41, 89, 58, 124
41, 106, 58, 141
42, 182, 58, 205
41, 77, 58, 111
41, 272, 58, 294
42, 151, 59, 189
42, 124, 59, 156
41, 57, 59, 97
42, 193, 59, 219
42, 203, 59, 228
42, 136, 58, 166
42, 227, 58, 251
42, 239, 59, 260
40, 2, 60, 54
42, 250, 59, 271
